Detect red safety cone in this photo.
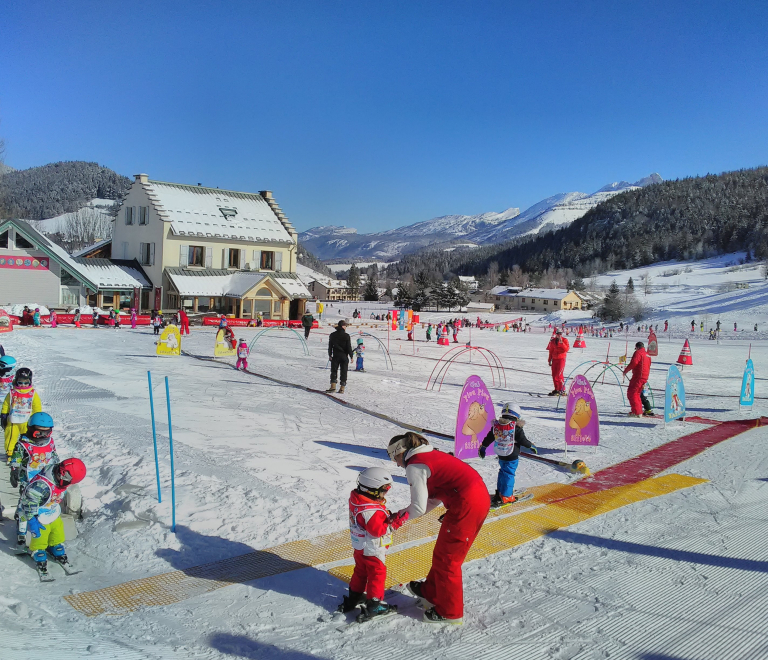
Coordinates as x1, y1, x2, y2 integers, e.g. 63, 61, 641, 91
677, 338, 693, 366
573, 327, 586, 348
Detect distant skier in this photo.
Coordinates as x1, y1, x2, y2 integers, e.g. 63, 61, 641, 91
33, 309, 41, 327
716, 319, 721, 332
478, 402, 537, 508
18, 458, 86, 578
130, 308, 138, 329
152, 314, 162, 336
218, 314, 228, 329
426, 323, 433, 342
546, 329, 570, 396
664, 320, 668, 332
755, 324, 759, 332
326, 320, 354, 394
354, 338, 365, 372
301, 309, 315, 340
92, 311, 99, 328
734, 322, 738, 332
700, 321, 704, 332
624, 341, 653, 417
235, 339, 249, 370
337, 467, 405, 621
691, 320, 695, 332
2, 368, 42, 461
179, 309, 190, 335
49, 310, 57, 328
73, 309, 82, 328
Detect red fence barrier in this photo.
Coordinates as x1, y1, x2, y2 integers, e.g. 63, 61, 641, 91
201, 317, 318, 329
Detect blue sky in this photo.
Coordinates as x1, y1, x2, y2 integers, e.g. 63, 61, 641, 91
1, 1, 767, 233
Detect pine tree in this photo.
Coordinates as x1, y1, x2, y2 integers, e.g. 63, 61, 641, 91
600, 281, 624, 322
413, 271, 432, 311
363, 278, 379, 301
347, 263, 360, 299
626, 277, 634, 294
572, 277, 586, 291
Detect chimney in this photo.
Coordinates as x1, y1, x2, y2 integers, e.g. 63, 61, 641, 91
135, 173, 149, 184
260, 190, 273, 200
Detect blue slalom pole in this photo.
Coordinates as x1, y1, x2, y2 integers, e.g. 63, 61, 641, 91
165, 376, 176, 533
148, 371, 162, 503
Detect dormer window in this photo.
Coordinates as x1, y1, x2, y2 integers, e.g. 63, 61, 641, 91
219, 207, 237, 219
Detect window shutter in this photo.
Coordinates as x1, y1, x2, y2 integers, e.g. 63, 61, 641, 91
125, 208, 131, 225
253, 250, 261, 270
205, 247, 212, 268
133, 207, 138, 225
122, 242, 128, 259
275, 252, 283, 272
149, 242, 155, 266
180, 245, 189, 267
224, 248, 230, 268
239, 249, 246, 270
140, 242, 146, 263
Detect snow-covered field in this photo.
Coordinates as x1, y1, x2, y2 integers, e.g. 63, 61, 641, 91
1, 295, 767, 659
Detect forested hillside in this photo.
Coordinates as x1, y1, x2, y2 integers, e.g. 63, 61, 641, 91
388, 166, 768, 281
0, 161, 131, 219
297, 246, 335, 277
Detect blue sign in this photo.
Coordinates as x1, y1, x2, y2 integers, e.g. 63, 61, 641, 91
664, 365, 686, 422
740, 359, 755, 407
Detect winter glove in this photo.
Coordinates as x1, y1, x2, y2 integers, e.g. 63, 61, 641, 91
0, 413, 7, 429
528, 445, 538, 455
27, 517, 46, 539
478, 446, 486, 459
389, 510, 409, 530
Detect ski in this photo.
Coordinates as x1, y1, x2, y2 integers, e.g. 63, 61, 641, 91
16, 551, 55, 582
519, 450, 590, 475
51, 557, 81, 576
490, 493, 534, 510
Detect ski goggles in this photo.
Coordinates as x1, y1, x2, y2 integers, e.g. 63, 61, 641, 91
30, 427, 53, 440
57, 467, 74, 485
387, 438, 409, 461
14, 378, 31, 387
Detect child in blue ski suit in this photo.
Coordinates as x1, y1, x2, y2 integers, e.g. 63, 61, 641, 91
478, 402, 537, 508
355, 338, 365, 372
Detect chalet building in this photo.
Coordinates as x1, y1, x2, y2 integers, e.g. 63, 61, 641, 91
0, 218, 151, 309
110, 174, 311, 319
306, 279, 359, 302
512, 289, 585, 312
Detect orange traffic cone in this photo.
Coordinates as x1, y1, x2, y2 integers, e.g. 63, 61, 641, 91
677, 338, 693, 366
574, 327, 586, 348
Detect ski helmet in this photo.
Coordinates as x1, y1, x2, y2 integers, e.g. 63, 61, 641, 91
13, 367, 32, 387
55, 458, 86, 486
500, 401, 522, 420
357, 467, 393, 498
357, 338, 364, 345
0, 355, 16, 375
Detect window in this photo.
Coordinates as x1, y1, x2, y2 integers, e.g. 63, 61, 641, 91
139, 207, 149, 225
544, 300, 548, 305
0, 231, 7, 248
520, 298, 525, 302
189, 246, 205, 267
139, 242, 155, 266
125, 207, 135, 225
228, 249, 240, 269
15, 233, 34, 249
261, 250, 274, 270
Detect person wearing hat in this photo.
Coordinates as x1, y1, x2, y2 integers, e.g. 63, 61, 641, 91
327, 320, 354, 394
546, 328, 570, 396
624, 341, 653, 417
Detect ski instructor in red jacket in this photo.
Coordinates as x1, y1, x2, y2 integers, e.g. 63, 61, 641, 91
388, 432, 490, 624
546, 328, 570, 395
624, 341, 652, 417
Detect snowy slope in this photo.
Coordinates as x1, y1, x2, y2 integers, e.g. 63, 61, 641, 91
25, 198, 117, 235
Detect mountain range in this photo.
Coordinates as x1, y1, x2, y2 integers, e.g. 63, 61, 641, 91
299, 174, 663, 262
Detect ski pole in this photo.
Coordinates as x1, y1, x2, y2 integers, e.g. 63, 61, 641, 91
147, 371, 161, 503
165, 376, 176, 533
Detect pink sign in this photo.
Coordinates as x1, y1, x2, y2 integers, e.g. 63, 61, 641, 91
454, 375, 496, 459
565, 374, 600, 446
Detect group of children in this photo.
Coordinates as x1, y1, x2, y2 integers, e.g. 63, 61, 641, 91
339, 399, 534, 623
1, 351, 87, 578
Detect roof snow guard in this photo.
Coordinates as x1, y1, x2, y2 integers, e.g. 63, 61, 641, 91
134, 179, 296, 245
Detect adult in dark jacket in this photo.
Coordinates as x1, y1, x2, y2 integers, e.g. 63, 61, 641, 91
327, 320, 353, 394
301, 310, 315, 339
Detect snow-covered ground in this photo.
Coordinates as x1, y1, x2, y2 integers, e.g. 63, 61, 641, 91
1, 297, 766, 658
25, 198, 117, 235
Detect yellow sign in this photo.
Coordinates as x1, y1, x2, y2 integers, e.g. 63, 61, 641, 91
214, 328, 237, 357
156, 324, 181, 356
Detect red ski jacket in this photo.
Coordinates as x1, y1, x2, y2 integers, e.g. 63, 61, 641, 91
624, 347, 651, 381
406, 449, 485, 512
547, 336, 570, 360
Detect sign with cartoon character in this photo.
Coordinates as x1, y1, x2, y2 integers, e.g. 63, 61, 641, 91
156, 323, 181, 356
214, 327, 237, 357
565, 374, 600, 446
0, 309, 12, 334
391, 310, 398, 331
664, 365, 686, 422
740, 358, 755, 407
454, 375, 495, 459
647, 330, 658, 357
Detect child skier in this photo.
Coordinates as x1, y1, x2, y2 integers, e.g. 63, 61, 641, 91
33, 309, 41, 326
18, 457, 86, 578
73, 309, 81, 328
10, 412, 58, 545
2, 368, 43, 462
236, 339, 249, 370
478, 402, 537, 508
354, 338, 365, 372
339, 467, 406, 621
0, 355, 17, 404
426, 323, 432, 342
152, 314, 162, 335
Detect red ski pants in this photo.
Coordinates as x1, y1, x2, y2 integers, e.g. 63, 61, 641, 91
420, 485, 491, 619
180, 321, 190, 335
627, 377, 647, 415
550, 358, 566, 391
349, 549, 386, 600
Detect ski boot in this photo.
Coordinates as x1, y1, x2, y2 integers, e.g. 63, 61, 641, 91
336, 589, 365, 613
643, 410, 655, 417
356, 598, 397, 622
547, 390, 558, 396
423, 607, 463, 625
325, 383, 337, 393
338, 385, 345, 394
407, 580, 434, 609
628, 412, 641, 418
17, 532, 26, 547
48, 544, 68, 565
32, 549, 50, 577
490, 491, 503, 508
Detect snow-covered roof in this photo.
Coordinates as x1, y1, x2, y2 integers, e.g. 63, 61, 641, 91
516, 289, 577, 300
490, 286, 522, 296
165, 268, 310, 299
74, 258, 151, 289
72, 237, 113, 257
139, 180, 295, 244
458, 276, 477, 282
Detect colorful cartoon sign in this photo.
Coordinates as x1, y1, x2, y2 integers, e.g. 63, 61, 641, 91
647, 331, 658, 357
740, 359, 755, 407
454, 375, 495, 459
214, 327, 237, 357
391, 310, 398, 331
0, 256, 50, 270
156, 324, 181, 356
664, 365, 686, 422
0, 309, 12, 334
565, 375, 600, 446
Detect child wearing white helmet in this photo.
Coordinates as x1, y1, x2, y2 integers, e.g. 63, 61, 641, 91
338, 467, 408, 622
479, 402, 537, 508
